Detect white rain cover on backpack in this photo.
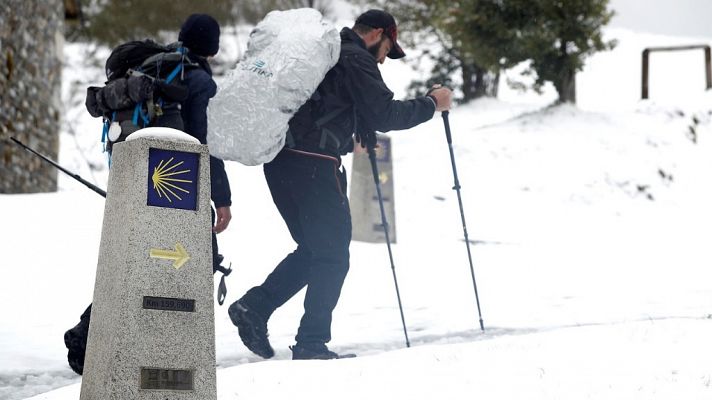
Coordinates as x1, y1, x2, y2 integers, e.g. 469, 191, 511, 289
207, 8, 340, 165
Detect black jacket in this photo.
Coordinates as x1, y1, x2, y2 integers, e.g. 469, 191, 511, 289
180, 54, 232, 208
287, 28, 436, 158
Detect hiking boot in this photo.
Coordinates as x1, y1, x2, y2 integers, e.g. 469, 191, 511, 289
290, 343, 353, 360
64, 326, 88, 375
228, 300, 274, 359
64, 305, 92, 375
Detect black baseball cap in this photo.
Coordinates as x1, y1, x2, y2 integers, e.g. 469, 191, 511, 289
355, 9, 406, 59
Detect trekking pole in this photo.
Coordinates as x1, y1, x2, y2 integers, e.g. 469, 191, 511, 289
9, 137, 107, 198
366, 139, 410, 347
441, 111, 485, 332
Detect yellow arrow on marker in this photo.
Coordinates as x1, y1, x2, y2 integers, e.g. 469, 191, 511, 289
149, 243, 190, 270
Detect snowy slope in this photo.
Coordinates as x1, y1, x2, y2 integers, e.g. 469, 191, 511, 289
2, 26, 712, 400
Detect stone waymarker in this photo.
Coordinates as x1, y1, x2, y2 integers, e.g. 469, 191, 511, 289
80, 128, 216, 400
350, 135, 396, 243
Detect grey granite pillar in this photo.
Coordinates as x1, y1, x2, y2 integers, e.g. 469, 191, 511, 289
350, 135, 396, 243
80, 130, 216, 400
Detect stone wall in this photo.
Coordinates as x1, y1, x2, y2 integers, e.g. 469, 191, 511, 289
0, 0, 63, 193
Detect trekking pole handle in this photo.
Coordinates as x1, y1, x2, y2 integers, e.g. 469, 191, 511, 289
441, 111, 453, 145
366, 143, 379, 185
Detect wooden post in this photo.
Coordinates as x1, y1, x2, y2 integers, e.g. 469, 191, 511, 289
641, 44, 712, 99
705, 46, 712, 90
642, 49, 650, 100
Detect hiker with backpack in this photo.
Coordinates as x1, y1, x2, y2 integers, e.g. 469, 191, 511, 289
176, 13, 233, 250
228, 9, 453, 360
65, 13, 232, 375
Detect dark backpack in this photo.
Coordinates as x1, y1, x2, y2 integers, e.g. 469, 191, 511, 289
85, 40, 197, 150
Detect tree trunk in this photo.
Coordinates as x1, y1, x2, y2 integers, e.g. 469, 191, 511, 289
462, 63, 499, 102
461, 63, 478, 102
555, 67, 576, 104
64, 0, 81, 19
1, 0, 62, 193
486, 72, 500, 97
555, 41, 576, 104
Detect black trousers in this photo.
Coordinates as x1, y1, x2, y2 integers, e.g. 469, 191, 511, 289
247, 150, 351, 345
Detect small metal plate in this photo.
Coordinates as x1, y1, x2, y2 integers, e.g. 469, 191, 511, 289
140, 368, 194, 391
142, 296, 195, 312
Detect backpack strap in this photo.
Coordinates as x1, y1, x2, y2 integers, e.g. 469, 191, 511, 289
132, 103, 151, 127
314, 104, 351, 128
285, 129, 296, 148
102, 116, 110, 146
165, 59, 183, 84
287, 65, 355, 152
156, 48, 186, 116
318, 127, 342, 150
313, 66, 365, 152
285, 104, 351, 151
315, 104, 351, 150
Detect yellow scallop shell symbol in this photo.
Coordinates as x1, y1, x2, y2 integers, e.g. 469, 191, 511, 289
151, 157, 193, 203
379, 171, 389, 184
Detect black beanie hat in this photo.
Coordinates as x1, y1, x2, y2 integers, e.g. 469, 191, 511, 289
179, 14, 220, 57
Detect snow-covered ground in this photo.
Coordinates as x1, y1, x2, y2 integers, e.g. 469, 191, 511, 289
2, 22, 712, 400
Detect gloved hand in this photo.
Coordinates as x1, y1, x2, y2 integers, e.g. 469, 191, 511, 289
427, 84, 453, 112
355, 130, 377, 149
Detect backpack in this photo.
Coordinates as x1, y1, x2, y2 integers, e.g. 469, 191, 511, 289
85, 40, 196, 151
206, 8, 340, 166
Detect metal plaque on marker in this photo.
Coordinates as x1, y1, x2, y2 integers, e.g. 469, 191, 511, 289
140, 368, 194, 391
142, 296, 195, 312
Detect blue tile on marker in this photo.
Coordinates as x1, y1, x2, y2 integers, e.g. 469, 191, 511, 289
147, 148, 199, 210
